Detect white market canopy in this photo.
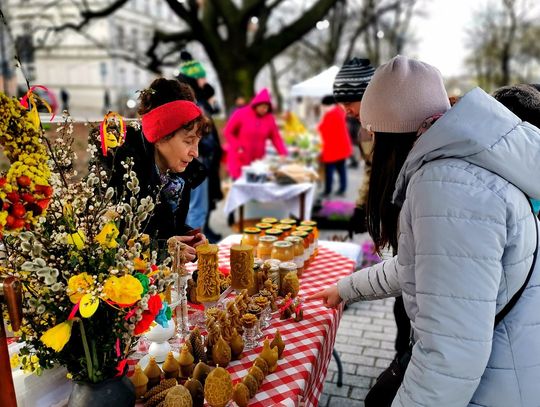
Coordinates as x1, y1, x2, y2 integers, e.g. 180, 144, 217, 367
290, 65, 340, 98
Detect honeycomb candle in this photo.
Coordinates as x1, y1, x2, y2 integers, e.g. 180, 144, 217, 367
230, 244, 254, 291
196, 243, 220, 303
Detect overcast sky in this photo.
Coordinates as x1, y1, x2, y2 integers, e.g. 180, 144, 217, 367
413, 0, 488, 77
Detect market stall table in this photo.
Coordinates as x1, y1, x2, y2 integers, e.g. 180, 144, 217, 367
180, 241, 355, 406
8, 241, 356, 407
224, 178, 316, 231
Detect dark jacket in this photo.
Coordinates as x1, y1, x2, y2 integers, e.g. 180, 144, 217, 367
102, 126, 207, 242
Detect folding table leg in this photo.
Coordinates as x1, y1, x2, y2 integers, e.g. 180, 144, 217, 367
333, 348, 343, 387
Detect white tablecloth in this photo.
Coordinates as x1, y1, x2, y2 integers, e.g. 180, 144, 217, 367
223, 178, 316, 219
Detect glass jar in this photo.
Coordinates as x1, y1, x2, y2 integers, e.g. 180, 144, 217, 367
255, 222, 273, 235
257, 235, 278, 260
261, 217, 278, 225
291, 230, 310, 268
278, 262, 298, 296
285, 236, 305, 277
265, 228, 284, 240
279, 218, 297, 230
297, 226, 314, 261
300, 220, 319, 256
275, 224, 293, 239
271, 241, 294, 262
242, 227, 261, 254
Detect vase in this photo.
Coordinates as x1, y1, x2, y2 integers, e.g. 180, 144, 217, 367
68, 374, 135, 407
144, 318, 176, 363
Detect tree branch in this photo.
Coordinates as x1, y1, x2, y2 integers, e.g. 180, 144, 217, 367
206, 0, 239, 26
51, 0, 130, 32
145, 30, 194, 73
344, 0, 402, 62
163, 0, 197, 26
253, 0, 338, 68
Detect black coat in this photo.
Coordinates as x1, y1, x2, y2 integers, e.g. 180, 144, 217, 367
102, 126, 207, 243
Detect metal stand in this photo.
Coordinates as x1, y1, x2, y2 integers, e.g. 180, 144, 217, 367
333, 348, 343, 387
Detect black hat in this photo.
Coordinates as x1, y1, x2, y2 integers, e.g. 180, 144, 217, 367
333, 57, 375, 103
321, 95, 335, 105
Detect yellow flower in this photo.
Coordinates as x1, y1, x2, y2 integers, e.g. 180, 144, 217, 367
95, 222, 119, 248
102, 275, 143, 305
66, 230, 86, 250
10, 353, 20, 368
140, 234, 150, 246
40, 321, 73, 352
133, 257, 148, 271
67, 272, 94, 304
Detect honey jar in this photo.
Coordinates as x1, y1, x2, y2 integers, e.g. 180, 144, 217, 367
257, 235, 278, 260
255, 222, 273, 235
265, 228, 284, 240
279, 218, 297, 230
275, 224, 293, 238
291, 230, 309, 268
241, 227, 261, 254
271, 241, 294, 262
296, 226, 314, 261
278, 262, 298, 296
300, 220, 319, 256
285, 236, 305, 277
261, 217, 278, 225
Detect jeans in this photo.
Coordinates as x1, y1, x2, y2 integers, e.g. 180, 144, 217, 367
186, 178, 209, 229
324, 159, 347, 195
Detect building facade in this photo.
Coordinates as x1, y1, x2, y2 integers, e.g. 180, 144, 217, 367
3, 0, 183, 119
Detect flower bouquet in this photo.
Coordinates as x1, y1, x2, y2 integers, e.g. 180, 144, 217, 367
1, 92, 174, 396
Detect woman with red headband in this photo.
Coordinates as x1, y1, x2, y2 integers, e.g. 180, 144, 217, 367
106, 78, 210, 261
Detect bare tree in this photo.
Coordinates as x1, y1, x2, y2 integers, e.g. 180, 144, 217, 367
36, 0, 341, 110
268, 0, 417, 107
465, 0, 540, 91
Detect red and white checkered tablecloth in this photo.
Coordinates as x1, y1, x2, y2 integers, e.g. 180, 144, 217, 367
177, 244, 356, 407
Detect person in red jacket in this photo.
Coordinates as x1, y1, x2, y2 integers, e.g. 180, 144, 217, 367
318, 95, 353, 196
224, 88, 287, 179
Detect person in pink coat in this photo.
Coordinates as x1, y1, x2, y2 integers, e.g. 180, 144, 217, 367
224, 88, 288, 179
318, 95, 353, 196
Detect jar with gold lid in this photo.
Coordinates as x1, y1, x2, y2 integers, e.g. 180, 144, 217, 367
275, 224, 293, 239
242, 227, 260, 254
285, 236, 305, 277
271, 240, 294, 262
278, 262, 298, 296
291, 230, 310, 268
255, 222, 273, 235
279, 218, 297, 230
300, 220, 319, 256
265, 228, 283, 240
261, 217, 278, 225
257, 235, 278, 260
296, 226, 314, 261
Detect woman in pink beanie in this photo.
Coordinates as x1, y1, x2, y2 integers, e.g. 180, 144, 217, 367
310, 55, 540, 406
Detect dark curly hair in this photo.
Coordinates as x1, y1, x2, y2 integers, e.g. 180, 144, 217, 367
138, 78, 210, 137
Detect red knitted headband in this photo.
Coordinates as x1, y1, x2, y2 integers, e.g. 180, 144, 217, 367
141, 100, 202, 143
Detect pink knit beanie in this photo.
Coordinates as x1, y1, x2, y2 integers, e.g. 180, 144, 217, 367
360, 55, 450, 133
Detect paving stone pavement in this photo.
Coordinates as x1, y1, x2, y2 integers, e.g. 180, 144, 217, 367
319, 298, 397, 406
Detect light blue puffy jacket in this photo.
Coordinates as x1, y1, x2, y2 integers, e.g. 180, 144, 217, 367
337, 88, 540, 406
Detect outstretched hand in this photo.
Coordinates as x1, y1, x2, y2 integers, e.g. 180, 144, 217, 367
306, 285, 343, 308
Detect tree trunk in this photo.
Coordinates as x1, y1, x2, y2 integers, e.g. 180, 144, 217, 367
216, 65, 256, 113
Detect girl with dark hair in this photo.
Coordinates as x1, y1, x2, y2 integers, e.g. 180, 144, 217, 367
105, 78, 210, 261
309, 56, 540, 406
